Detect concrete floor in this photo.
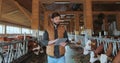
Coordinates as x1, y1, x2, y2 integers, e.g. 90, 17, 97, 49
20, 53, 47, 63
21, 44, 90, 63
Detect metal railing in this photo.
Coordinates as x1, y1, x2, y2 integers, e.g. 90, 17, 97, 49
0, 33, 32, 63
68, 33, 120, 56
0, 40, 29, 63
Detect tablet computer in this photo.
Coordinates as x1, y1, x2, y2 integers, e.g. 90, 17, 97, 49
55, 38, 67, 45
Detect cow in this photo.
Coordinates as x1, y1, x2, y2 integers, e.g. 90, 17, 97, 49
89, 43, 104, 63
83, 38, 120, 63
99, 43, 113, 63
83, 40, 99, 63
99, 36, 120, 63
0, 36, 44, 56
16, 35, 32, 40
83, 39, 105, 63
16, 35, 44, 55
83, 40, 92, 55
112, 50, 120, 63
28, 41, 44, 55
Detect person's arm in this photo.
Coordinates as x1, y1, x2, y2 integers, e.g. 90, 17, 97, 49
64, 30, 70, 43
40, 30, 49, 46
41, 30, 56, 46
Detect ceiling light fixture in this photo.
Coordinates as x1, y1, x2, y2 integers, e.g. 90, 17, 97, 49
54, 1, 70, 4
116, 1, 120, 4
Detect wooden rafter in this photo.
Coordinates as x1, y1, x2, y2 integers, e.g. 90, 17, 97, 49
44, 11, 49, 29
39, 0, 120, 4
46, 11, 119, 15
93, 0, 120, 2
75, 13, 79, 32
10, 0, 32, 22
0, 17, 30, 27
3, 10, 20, 15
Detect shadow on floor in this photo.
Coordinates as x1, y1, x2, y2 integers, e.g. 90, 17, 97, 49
20, 53, 47, 63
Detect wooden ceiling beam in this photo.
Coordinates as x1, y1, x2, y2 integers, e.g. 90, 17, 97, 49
2, 9, 19, 15
93, 0, 120, 5
46, 11, 118, 15
40, 0, 83, 4
0, 17, 30, 27
10, 0, 32, 22
93, 0, 120, 2
39, 0, 120, 4
93, 11, 118, 15
46, 11, 83, 15
2, 10, 20, 15
1, 17, 26, 25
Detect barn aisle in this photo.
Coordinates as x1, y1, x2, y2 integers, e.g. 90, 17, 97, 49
67, 44, 90, 63
20, 53, 47, 63
17, 44, 89, 63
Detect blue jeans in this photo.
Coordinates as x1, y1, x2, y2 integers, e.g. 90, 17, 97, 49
47, 56, 65, 63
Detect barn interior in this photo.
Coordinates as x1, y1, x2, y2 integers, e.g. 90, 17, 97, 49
0, 0, 120, 63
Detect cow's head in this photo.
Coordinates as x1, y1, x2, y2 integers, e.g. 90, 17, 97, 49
100, 54, 108, 63
83, 40, 92, 55
83, 40, 97, 55
28, 41, 44, 55
99, 43, 113, 63
90, 51, 99, 63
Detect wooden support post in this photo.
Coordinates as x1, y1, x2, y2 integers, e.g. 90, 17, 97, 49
38, 1, 45, 30
70, 19, 74, 34
84, 0, 93, 36
116, 13, 120, 31
0, 0, 2, 17
103, 15, 108, 31
69, 20, 72, 33
32, 0, 39, 30
44, 11, 49, 29
31, 0, 40, 37
67, 25, 70, 32
75, 14, 80, 35
68, 22, 70, 32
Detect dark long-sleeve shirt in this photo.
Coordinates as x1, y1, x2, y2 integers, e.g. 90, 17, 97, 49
41, 30, 69, 46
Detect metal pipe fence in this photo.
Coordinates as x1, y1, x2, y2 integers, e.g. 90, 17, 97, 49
68, 34, 120, 56
0, 39, 29, 63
